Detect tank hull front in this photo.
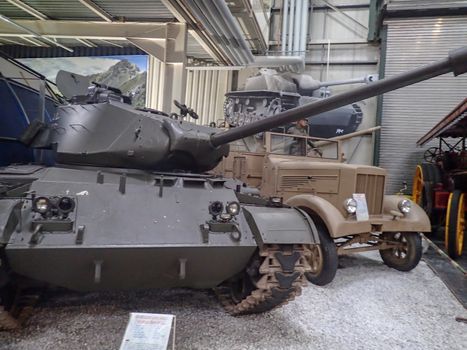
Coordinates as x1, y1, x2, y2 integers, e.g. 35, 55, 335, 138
6, 246, 255, 291
2, 165, 258, 291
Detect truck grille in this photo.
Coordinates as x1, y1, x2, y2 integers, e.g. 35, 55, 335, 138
281, 176, 309, 188
356, 174, 385, 214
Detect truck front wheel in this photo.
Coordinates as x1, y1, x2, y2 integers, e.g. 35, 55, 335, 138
379, 232, 422, 272
305, 225, 338, 286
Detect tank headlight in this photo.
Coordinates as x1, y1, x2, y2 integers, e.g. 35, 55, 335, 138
398, 199, 412, 214
226, 202, 240, 216
33, 197, 50, 214
344, 198, 357, 214
209, 201, 224, 217
58, 196, 75, 214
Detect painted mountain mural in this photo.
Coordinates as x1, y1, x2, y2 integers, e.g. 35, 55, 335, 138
19, 56, 148, 108
87, 59, 147, 107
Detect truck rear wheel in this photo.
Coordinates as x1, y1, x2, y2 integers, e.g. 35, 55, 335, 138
379, 232, 422, 271
305, 225, 338, 286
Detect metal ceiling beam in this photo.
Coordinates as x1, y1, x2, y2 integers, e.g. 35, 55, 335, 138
0, 37, 25, 45
76, 38, 97, 47
321, 0, 368, 31
0, 15, 73, 52
96, 39, 123, 48
78, 0, 113, 22
20, 36, 47, 47
160, 0, 236, 64
0, 20, 169, 40
5, 0, 48, 21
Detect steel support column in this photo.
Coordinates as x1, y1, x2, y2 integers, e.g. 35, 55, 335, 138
144, 23, 187, 114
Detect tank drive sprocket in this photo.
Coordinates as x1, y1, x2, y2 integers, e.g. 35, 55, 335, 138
215, 244, 312, 315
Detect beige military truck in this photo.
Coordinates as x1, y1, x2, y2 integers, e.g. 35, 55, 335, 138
214, 131, 430, 285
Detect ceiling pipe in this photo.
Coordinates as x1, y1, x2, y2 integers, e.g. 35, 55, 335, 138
0, 14, 73, 52
287, 0, 295, 55
281, 0, 289, 54
186, 55, 304, 72
299, 0, 309, 56
192, 0, 245, 65
293, 0, 301, 55
252, 55, 304, 72
211, 0, 254, 63
186, 0, 241, 65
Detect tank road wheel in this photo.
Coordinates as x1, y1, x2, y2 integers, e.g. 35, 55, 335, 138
379, 232, 422, 272
305, 226, 338, 286
445, 191, 465, 259
215, 244, 312, 315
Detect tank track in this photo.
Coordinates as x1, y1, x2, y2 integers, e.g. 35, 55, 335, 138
0, 247, 39, 331
0, 290, 39, 331
215, 244, 312, 315
0, 306, 19, 330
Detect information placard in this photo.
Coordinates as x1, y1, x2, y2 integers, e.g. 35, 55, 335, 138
352, 193, 369, 221
120, 313, 175, 350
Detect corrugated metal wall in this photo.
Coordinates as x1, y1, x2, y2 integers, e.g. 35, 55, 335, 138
387, 0, 467, 10
379, 16, 467, 193
145, 56, 165, 111
185, 69, 232, 126
146, 56, 231, 126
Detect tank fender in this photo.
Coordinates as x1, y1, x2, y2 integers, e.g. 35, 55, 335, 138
383, 195, 431, 232
285, 194, 371, 237
0, 199, 22, 244
242, 206, 319, 246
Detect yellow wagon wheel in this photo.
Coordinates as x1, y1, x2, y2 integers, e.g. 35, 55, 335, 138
445, 190, 465, 259
412, 165, 424, 204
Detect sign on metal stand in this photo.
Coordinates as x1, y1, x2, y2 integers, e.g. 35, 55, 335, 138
120, 313, 176, 350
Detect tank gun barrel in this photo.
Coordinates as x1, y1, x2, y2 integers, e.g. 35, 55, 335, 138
211, 46, 467, 147
319, 74, 377, 88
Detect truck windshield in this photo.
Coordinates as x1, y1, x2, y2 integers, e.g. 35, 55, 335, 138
268, 133, 339, 160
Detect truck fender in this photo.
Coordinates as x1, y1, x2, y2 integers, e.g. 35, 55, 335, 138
383, 195, 431, 232
0, 199, 22, 244
285, 194, 371, 237
242, 206, 319, 246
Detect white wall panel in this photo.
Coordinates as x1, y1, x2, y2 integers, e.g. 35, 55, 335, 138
379, 16, 467, 193
186, 69, 232, 126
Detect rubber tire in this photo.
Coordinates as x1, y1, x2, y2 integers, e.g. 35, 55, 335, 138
446, 190, 465, 259
379, 232, 422, 272
305, 225, 338, 286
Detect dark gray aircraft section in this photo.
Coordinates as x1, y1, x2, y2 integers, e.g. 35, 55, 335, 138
0, 46, 466, 329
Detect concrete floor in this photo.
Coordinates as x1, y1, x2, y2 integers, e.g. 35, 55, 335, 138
1, 251, 466, 350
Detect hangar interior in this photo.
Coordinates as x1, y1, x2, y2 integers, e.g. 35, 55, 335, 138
0, 1, 466, 349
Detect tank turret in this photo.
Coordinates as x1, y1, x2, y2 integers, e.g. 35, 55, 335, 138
19, 46, 467, 172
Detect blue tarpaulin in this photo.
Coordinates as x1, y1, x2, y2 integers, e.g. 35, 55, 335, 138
0, 78, 57, 166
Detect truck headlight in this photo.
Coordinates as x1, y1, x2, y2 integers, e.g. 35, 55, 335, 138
398, 199, 411, 214
33, 197, 50, 214
344, 198, 357, 214
226, 201, 240, 216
